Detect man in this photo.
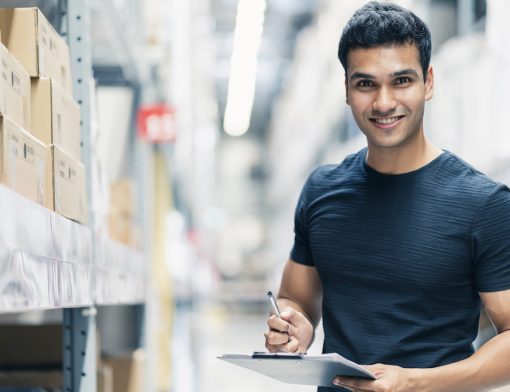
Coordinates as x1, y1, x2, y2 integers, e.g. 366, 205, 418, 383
264, 2, 510, 391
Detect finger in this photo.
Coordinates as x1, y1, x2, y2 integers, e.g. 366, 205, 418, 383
279, 307, 297, 322
282, 336, 300, 352
264, 330, 290, 346
265, 340, 293, 353
363, 363, 386, 377
333, 377, 375, 391
281, 307, 310, 328
267, 315, 290, 332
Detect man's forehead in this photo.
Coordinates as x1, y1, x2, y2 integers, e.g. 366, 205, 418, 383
346, 43, 422, 78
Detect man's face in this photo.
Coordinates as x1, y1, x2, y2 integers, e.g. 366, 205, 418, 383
345, 43, 433, 151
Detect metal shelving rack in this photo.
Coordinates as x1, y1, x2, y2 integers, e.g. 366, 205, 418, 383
0, 1, 150, 391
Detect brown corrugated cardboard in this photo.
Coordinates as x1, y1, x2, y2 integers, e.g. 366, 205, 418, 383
107, 208, 139, 247
0, 7, 73, 94
103, 350, 145, 392
31, 77, 81, 160
0, 42, 31, 130
0, 115, 49, 207
0, 324, 62, 368
0, 371, 62, 387
110, 179, 135, 216
98, 363, 114, 392
50, 145, 87, 223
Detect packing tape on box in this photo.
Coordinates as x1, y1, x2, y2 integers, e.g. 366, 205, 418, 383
8, 134, 19, 187
55, 176, 61, 213
39, 46, 46, 76
35, 156, 45, 205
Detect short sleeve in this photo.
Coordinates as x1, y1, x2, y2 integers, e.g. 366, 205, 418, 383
290, 172, 316, 266
472, 184, 510, 292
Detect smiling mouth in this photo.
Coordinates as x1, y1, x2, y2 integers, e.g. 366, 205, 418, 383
369, 116, 404, 128
370, 116, 404, 125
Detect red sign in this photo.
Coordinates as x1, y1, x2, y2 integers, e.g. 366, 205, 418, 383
137, 104, 176, 143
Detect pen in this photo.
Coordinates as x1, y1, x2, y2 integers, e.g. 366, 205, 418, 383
267, 291, 282, 318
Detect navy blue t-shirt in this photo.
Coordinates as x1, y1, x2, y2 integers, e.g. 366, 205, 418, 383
291, 148, 510, 391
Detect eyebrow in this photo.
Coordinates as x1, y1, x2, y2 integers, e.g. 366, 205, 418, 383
349, 69, 420, 80
350, 72, 374, 80
391, 69, 419, 78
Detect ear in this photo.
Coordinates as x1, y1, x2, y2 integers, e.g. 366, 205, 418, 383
425, 66, 434, 101
344, 74, 350, 105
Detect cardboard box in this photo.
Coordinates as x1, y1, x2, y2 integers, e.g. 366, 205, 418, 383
50, 145, 87, 223
0, 7, 73, 94
107, 209, 139, 247
0, 42, 31, 130
0, 370, 62, 387
97, 363, 114, 392
31, 77, 81, 160
0, 324, 62, 368
0, 115, 49, 207
110, 179, 135, 216
103, 350, 144, 392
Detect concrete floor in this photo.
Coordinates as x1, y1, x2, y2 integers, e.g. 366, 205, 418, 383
194, 304, 324, 392
172, 302, 510, 392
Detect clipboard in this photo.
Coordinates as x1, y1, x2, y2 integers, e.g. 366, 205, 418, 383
218, 352, 376, 387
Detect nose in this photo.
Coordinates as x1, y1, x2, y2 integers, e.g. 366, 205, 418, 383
373, 86, 397, 115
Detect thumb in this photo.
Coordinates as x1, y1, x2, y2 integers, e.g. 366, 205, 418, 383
280, 307, 308, 326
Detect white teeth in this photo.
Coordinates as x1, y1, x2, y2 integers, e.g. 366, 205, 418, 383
374, 117, 401, 125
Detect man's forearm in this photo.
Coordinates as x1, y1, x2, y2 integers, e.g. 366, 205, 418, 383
413, 330, 510, 392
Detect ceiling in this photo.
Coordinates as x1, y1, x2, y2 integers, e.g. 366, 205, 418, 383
0, 0, 320, 143
211, 0, 318, 142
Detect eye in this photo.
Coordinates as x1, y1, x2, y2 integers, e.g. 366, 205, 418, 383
394, 76, 411, 85
357, 80, 374, 88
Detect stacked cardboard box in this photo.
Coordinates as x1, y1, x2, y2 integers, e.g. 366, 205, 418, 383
0, 32, 50, 207
0, 7, 87, 223
108, 179, 140, 247
0, 41, 31, 130
102, 350, 145, 392
0, 116, 50, 208
0, 325, 63, 389
97, 363, 113, 392
0, 8, 73, 94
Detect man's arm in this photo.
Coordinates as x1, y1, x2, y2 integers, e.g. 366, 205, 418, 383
334, 289, 510, 392
264, 259, 323, 353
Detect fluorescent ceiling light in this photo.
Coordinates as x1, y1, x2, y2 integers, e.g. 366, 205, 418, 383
223, 0, 266, 137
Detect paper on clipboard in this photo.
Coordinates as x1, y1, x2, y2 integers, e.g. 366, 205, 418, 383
218, 352, 376, 388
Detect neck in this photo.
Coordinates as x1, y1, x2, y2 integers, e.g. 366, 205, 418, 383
366, 136, 442, 175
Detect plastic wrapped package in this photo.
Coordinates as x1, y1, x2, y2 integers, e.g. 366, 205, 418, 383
0, 185, 93, 312
94, 234, 146, 305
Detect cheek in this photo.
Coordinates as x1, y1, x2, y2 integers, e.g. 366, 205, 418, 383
398, 89, 426, 109
348, 95, 373, 115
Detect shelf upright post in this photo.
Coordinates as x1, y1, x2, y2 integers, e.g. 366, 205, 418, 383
63, 308, 97, 391
61, 0, 97, 391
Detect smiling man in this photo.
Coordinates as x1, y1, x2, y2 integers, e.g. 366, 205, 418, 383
264, 2, 510, 392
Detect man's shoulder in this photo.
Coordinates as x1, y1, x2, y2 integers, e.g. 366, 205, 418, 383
442, 152, 503, 188
307, 150, 363, 184
440, 151, 508, 201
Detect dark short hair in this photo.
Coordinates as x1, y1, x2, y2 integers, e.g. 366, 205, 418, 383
338, 1, 431, 80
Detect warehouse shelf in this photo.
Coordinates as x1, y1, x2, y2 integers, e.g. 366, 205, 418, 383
0, 184, 93, 313
95, 236, 147, 305
0, 184, 148, 313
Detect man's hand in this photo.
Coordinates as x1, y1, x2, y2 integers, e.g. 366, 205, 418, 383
264, 306, 314, 353
334, 364, 420, 392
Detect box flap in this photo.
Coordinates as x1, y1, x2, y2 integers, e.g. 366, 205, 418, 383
0, 8, 38, 76
52, 145, 87, 223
